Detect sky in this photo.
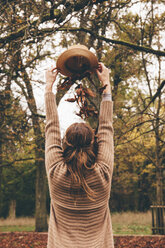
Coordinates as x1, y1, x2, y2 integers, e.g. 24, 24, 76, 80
57, 86, 84, 137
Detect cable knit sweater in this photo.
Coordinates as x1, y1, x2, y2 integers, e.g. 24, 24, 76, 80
45, 92, 114, 248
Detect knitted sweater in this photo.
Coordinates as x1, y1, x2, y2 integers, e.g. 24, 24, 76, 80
45, 92, 114, 248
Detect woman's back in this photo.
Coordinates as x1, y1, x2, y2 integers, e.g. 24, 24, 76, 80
47, 161, 113, 247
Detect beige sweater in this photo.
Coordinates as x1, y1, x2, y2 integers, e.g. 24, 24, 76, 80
45, 92, 114, 248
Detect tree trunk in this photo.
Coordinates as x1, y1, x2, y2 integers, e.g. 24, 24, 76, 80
35, 157, 48, 232
155, 133, 163, 204
21, 67, 48, 232
156, 168, 163, 205
8, 200, 16, 219
155, 71, 163, 205
0, 142, 2, 216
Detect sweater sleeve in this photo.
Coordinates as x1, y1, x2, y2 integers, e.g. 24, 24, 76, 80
96, 100, 114, 174
45, 92, 64, 175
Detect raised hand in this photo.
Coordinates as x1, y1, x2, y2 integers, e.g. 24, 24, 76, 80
45, 67, 59, 92
96, 62, 111, 94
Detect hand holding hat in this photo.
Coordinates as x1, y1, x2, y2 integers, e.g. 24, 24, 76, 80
45, 67, 59, 92
45, 46, 111, 120
96, 63, 111, 94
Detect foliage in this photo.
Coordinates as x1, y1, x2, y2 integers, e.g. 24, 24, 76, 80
0, 0, 165, 224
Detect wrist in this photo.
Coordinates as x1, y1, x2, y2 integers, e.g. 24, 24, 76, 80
102, 93, 112, 101
103, 89, 111, 94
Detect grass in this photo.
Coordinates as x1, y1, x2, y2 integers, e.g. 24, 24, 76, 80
0, 217, 35, 232
112, 211, 152, 235
0, 212, 152, 235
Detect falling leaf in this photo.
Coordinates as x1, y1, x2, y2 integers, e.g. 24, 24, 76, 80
84, 100, 88, 107
83, 88, 96, 97
76, 113, 82, 118
75, 88, 82, 96
65, 98, 77, 102
57, 78, 74, 91
99, 84, 107, 94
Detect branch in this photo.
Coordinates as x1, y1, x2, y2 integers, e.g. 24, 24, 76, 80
116, 128, 155, 145
58, 27, 165, 57
116, 118, 164, 146
2, 14, 165, 58
0, 0, 108, 47
141, 80, 165, 113
31, 26, 165, 57
116, 119, 153, 139
127, 142, 156, 167
0, 157, 34, 168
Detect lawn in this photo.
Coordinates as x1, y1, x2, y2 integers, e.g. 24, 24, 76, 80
0, 217, 35, 232
0, 211, 152, 235
0, 213, 164, 248
111, 211, 152, 235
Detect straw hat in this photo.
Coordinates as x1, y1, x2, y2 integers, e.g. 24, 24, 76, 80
56, 45, 98, 77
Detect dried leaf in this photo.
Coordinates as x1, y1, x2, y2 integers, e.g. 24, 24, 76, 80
84, 100, 88, 107
75, 88, 82, 96
57, 78, 74, 91
86, 107, 95, 113
0, 232, 164, 247
99, 84, 107, 94
83, 88, 96, 97
76, 113, 82, 118
65, 98, 76, 102
77, 96, 82, 104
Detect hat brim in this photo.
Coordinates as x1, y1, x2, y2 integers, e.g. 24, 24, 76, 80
56, 48, 98, 77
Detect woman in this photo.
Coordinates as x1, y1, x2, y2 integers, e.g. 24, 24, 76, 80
45, 62, 114, 248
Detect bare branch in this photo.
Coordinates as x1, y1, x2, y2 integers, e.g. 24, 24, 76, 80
0, 157, 34, 168
141, 80, 165, 114
58, 27, 165, 57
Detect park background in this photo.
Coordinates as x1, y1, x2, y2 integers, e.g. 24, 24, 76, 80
0, 0, 165, 237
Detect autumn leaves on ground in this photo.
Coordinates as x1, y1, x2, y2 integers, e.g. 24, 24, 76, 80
0, 212, 165, 248
0, 232, 165, 248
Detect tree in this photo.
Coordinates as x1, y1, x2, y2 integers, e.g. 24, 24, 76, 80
0, 89, 32, 217
109, 0, 165, 206
0, 0, 165, 231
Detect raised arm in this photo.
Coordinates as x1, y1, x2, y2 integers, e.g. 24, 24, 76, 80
45, 68, 63, 175
95, 63, 114, 173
